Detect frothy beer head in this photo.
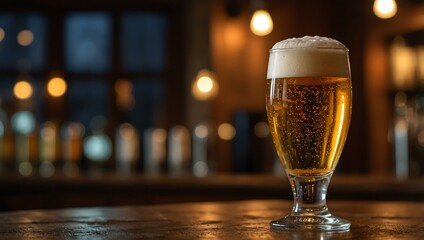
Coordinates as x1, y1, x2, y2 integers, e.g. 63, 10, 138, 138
267, 36, 350, 79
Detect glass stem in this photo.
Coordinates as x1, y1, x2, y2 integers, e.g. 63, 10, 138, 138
288, 172, 332, 216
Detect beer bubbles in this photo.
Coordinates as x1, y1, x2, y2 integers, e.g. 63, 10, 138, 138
267, 36, 352, 230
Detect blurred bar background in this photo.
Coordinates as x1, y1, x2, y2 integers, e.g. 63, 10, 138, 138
0, 0, 424, 210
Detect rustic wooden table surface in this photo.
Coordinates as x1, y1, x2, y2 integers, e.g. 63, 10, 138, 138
2, 174, 424, 211
0, 200, 423, 239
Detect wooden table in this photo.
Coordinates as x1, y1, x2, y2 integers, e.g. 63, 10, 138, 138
2, 174, 424, 211
1, 200, 424, 239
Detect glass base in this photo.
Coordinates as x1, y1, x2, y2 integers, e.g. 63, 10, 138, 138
270, 211, 350, 231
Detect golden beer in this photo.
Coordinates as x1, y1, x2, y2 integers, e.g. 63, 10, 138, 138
266, 77, 352, 176
267, 36, 352, 230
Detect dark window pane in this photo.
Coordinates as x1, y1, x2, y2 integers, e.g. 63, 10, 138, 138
0, 13, 46, 71
128, 79, 165, 130
121, 13, 167, 72
65, 13, 112, 73
0, 78, 15, 103
67, 79, 109, 128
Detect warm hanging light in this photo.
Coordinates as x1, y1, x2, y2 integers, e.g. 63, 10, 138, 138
192, 69, 219, 101
373, 0, 398, 19
250, 9, 273, 36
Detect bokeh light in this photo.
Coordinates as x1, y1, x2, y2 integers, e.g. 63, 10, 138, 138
254, 121, 269, 138
14, 80, 33, 100
217, 123, 236, 140
250, 9, 273, 36
39, 162, 55, 178
373, 0, 397, 19
197, 76, 213, 93
47, 77, 67, 97
194, 124, 209, 139
17, 29, 34, 46
83, 134, 112, 162
193, 161, 208, 177
11, 111, 36, 135
18, 161, 32, 176
192, 69, 219, 101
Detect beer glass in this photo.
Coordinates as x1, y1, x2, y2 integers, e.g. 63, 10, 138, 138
266, 36, 352, 230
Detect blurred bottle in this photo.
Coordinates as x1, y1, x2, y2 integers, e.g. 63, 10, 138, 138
192, 122, 216, 177
168, 125, 191, 176
11, 111, 36, 176
83, 116, 112, 176
232, 112, 273, 173
393, 92, 409, 179
61, 122, 84, 177
143, 128, 167, 175
39, 122, 58, 178
115, 123, 139, 176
